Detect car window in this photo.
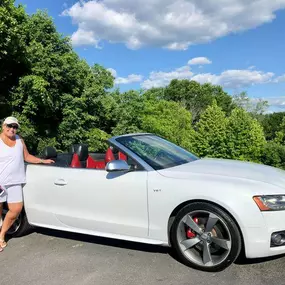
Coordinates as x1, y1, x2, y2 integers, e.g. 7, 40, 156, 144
111, 146, 144, 171
116, 134, 199, 170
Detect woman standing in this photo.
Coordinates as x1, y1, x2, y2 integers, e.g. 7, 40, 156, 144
0, 116, 54, 251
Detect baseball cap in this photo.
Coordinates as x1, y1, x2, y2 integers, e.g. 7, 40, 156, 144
3, 116, 20, 127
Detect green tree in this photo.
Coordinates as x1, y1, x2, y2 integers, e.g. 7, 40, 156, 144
111, 90, 145, 135
191, 100, 228, 158
162, 79, 234, 122
141, 99, 194, 150
273, 116, 285, 145
232, 91, 269, 116
8, 9, 115, 152
86, 128, 110, 152
260, 142, 285, 170
58, 64, 115, 150
225, 108, 266, 162
261, 112, 285, 141
0, 0, 29, 116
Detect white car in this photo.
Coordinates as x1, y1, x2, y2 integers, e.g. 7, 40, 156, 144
3, 133, 285, 271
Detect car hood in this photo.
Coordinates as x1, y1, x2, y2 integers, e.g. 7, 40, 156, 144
157, 158, 285, 189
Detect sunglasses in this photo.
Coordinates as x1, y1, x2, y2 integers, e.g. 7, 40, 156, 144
6, 124, 19, 130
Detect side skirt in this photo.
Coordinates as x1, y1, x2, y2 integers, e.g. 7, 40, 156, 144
29, 222, 170, 247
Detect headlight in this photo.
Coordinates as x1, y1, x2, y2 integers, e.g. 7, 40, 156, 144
253, 195, 285, 211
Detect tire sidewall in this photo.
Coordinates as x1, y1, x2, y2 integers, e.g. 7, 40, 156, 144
170, 202, 242, 272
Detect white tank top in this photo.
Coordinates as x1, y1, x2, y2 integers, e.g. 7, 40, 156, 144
0, 135, 26, 186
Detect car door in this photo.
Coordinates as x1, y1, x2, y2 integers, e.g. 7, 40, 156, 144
46, 165, 149, 239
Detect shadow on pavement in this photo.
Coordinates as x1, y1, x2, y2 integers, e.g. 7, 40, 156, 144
16, 228, 285, 269
34, 227, 172, 255
13, 227, 285, 270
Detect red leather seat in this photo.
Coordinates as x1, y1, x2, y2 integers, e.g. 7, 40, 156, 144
70, 144, 89, 168
86, 156, 105, 169
105, 147, 115, 163
70, 153, 81, 168
118, 152, 127, 161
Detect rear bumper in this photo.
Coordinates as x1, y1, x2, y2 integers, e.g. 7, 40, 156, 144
243, 211, 285, 258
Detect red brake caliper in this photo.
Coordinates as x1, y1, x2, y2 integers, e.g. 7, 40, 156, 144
186, 217, 199, 238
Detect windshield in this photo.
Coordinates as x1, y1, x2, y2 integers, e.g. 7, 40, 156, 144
116, 134, 199, 170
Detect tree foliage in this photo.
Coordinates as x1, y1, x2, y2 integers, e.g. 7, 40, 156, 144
141, 99, 194, 150
0, 0, 28, 116
260, 142, 285, 170
225, 108, 266, 162
192, 101, 228, 158
232, 91, 269, 116
162, 79, 235, 122
261, 112, 285, 141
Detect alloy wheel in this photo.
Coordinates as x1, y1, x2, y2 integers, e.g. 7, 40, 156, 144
176, 210, 232, 267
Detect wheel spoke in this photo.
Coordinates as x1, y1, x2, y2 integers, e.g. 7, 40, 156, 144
212, 237, 231, 250
205, 213, 219, 233
203, 242, 213, 265
184, 215, 203, 234
180, 238, 200, 250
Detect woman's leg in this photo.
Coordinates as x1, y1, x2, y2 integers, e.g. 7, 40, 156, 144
0, 202, 23, 247
0, 202, 3, 222
0, 202, 3, 231
0, 184, 23, 248
0, 204, 3, 251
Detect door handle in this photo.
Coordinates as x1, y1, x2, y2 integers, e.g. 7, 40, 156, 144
54, 179, 68, 186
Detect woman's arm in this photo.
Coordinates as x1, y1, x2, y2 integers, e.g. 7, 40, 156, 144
21, 139, 55, 164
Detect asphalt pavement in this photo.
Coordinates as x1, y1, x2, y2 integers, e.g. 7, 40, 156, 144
0, 228, 285, 285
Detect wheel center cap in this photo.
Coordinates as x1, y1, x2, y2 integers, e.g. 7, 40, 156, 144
200, 233, 212, 243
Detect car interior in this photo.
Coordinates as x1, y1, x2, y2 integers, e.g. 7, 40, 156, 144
39, 144, 136, 170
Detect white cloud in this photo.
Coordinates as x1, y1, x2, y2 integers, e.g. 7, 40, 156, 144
62, 0, 285, 50
141, 62, 276, 89
257, 97, 285, 111
194, 69, 274, 88
141, 66, 193, 89
188, 57, 212, 65
273, 74, 285, 83
106, 68, 143, 84
265, 97, 285, 107
115, 74, 143, 84
71, 29, 99, 46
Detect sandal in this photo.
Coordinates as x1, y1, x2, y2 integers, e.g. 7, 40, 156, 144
0, 239, 7, 248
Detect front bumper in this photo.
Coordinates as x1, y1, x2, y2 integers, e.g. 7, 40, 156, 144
243, 210, 285, 258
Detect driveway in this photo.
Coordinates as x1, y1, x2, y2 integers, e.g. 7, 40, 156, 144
0, 229, 285, 285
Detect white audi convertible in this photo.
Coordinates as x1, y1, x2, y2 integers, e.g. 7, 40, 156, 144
3, 133, 285, 271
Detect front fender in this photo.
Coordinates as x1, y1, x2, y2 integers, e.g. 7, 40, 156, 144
147, 171, 275, 243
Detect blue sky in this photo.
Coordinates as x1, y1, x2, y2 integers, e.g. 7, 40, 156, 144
16, 0, 285, 112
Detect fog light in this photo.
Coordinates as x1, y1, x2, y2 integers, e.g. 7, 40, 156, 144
271, 232, 285, 247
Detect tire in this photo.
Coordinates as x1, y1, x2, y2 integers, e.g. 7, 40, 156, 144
170, 202, 242, 272
2, 203, 33, 238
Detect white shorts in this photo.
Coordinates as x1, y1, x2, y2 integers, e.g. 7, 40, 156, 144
0, 184, 23, 203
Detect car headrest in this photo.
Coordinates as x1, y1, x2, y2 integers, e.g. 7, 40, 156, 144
42, 146, 57, 159
105, 147, 115, 163
69, 144, 89, 161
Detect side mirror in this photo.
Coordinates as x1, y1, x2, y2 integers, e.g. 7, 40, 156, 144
105, 160, 130, 172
